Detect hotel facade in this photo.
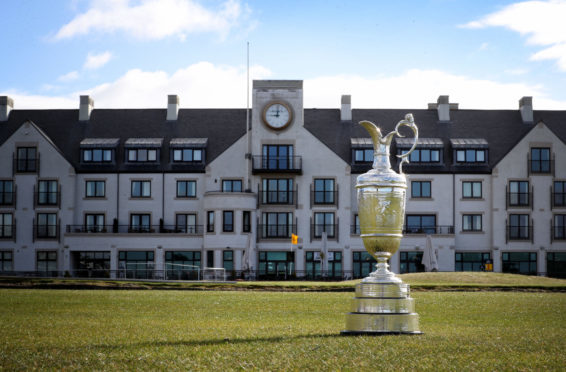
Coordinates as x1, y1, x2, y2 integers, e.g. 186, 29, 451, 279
0, 80, 565, 279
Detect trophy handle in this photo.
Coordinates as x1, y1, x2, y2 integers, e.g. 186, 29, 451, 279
394, 113, 419, 174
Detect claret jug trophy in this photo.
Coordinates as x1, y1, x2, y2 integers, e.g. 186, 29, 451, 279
342, 114, 422, 335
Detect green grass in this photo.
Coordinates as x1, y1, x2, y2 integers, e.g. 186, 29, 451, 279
1, 272, 565, 291
0, 290, 564, 370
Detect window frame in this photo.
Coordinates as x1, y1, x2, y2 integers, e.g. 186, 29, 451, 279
455, 149, 487, 164
131, 180, 151, 198
207, 211, 215, 233
313, 212, 335, 238
242, 211, 251, 233
222, 211, 234, 232
85, 180, 106, 198
462, 214, 482, 232
411, 180, 431, 199
530, 147, 551, 174
0, 213, 13, 238
127, 148, 159, 163
82, 148, 113, 163
176, 180, 196, 198
172, 148, 204, 163
462, 181, 482, 199
313, 178, 336, 204
222, 179, 243, 192
16, 147, 37, 173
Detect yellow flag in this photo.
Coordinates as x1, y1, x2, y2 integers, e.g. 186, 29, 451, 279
291, 234, 298, 245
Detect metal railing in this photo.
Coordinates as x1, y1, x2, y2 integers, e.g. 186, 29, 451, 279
403, 225, 454, 235
506, 225, 533, 243
527, 154, 554, 175
66, 224, 204, 235
351, 224, 360, 235
311, 190, 338, 207
311, 223, 338, 241
257, 224, 297, 240
13, 154, 40, 174
506, 191, 532, 208
34, 191, 60, 208
551, 224, 566, 242
0, 220, 15, 241
551, 191, 566, 208
0, 190, 16, 206
252, 156, 302, 173
33, 222, 60, 242
258, 190, 297, 206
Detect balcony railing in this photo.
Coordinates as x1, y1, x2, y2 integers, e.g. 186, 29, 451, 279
33, 222, 60, 242
0, 189, 16, 206
258, 190, 297, 206
506, 225, 533, 243
34, 191, 61, 208
13, 154, 40, 174
0, 220, 15, 241
257, 224, 297, 240
552, 191, 566, 209
311, 223, 338, 242
311, 190, 338, 207
252, 156, 302, 174
403, 225, 454, 235
66, 224, 204, 235
506, 191, 532, 209
351, 224, 360, 235
527, 155, 554, 176
551, 225, 566, 242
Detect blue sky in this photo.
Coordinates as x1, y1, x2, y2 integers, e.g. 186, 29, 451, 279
2, 0, 566, 109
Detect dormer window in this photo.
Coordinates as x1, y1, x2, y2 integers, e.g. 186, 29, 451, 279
170, 138, 207, 163
396, 138, 443, 164
80, 138, 118, 163
451, 139, 488, 165
351, 138, 373, 163
125, 138, 162, 163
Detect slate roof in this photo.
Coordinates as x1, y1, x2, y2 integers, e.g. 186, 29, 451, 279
1, 106, 564, 174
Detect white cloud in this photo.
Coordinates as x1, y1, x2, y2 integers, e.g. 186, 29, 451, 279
84, 51, 112, 70
461, 0, 566, 71
54, 0, 247, 40
58, 70, 79, 81
504, 68, 529, 75
3, 64, 565, 110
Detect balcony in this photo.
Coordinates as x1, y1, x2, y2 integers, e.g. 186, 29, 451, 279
0, 190, 16, 207
311, 223, 338, 242
258, 189, 297, 206
403, 225, 455, 235
66, 224, 204, 235
257, 224, 297, 240
311, 189, 338, 207
506, 225, 533, 243
252, 156, 302, 174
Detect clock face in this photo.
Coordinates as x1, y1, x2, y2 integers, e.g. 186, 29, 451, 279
262, 102, 293, 130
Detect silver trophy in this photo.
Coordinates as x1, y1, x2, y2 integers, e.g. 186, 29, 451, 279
343, 114, 422, 335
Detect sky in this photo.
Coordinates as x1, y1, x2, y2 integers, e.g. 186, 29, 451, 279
1, 0, 566, 110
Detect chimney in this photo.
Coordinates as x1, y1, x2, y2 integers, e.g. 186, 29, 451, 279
167, 95, 179, 121
341, 95, 352, 121
0, 96, 14, 121
519, 96, 533, 124
79, 95, 94, 121
428, 95, 458, 122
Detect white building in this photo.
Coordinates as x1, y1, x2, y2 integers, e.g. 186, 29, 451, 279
0, 82, 565, 279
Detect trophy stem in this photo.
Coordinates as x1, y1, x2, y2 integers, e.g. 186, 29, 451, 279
362, 253, 402, 284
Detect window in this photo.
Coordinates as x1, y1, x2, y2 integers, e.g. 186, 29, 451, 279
405, 215, 436, 234
0, 214, 13, 238
313, 179, 336, 204
72, 251, 110, 278
36, 213, 57, 238
172, 148, 203, 162
462, 214, 482, 232
130, 214, 151, 233
455, 149, 486, 163
508, 214, 530, 240
131, 181, 151, 198
455, 252, 491, 271
400, 251, 425, 273
502, 252, 537, 275
16, 147, 37, 172
553, 181, 566, 207
352, 214, 360, 235
354, 148, 374, 163
411, 181, 431, 198
165, 251, 201, 280
530, 147, 551, 173
463, 181, 482, 199
305, 251, 342, 279
37, 251, 57, 273
0, 251, 13, 271
546, 252, 566, 279
176, 180, 196, 198
207, 211, 214, 233
206, 250, 214, 267
223, 211, 234, 232
262, 212, 293, 238
223, 250, 234, 273
37, 180, 58, 206
398, 148, 441, 163
119, 251, 155, 279
222, 179, 242, 192
176, 214, 197, 234
258, 251, 295, 279
553, 215, 566, 240
127, 149, 158, 162
85, 181, 105, 198
242, 211, 251, 233
314, 212, 335, 238
85, 214, 105, 232
262, 144, 294, 170
353, 251, 377, 278
262, 178, 293, 204
508, 181, 529, 207
0, 180, 14, 205
82, 148, 112, 163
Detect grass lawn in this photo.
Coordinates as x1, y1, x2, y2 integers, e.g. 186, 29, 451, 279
0, 289, 564, 370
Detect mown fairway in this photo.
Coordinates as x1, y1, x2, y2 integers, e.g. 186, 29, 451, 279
0, 289, 564, 371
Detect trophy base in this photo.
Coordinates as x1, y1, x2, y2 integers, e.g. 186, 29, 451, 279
342, 281, 422, 335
